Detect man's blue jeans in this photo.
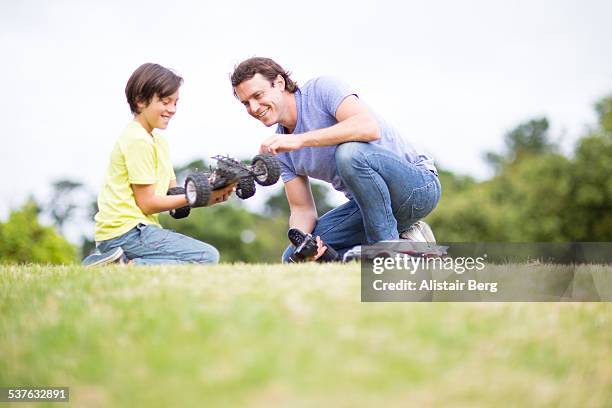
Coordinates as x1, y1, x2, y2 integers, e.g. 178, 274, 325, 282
282, 142, 441, 262
97, 224, 219, 265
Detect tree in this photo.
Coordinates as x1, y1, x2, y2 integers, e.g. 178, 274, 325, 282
564, 131, 612, 240
425, 171, 512, 242
594, 94, 612, 135
504, 118, 555, 157
45, 179, 84, 232
0, 200, 78, 264
432, 97, 612, 243
264, 181, 336, 217
160, 201, 288, 263
484, 118, 558, 174
174, 158, 210, 184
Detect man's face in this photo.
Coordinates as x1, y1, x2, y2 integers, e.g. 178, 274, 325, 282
234, 73, 284, 127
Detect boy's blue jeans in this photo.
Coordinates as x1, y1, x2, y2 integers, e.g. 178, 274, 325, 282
97, 224, 219, 265
282, 142, 441, 262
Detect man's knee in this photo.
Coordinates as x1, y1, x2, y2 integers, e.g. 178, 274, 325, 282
335, 142, 367, 174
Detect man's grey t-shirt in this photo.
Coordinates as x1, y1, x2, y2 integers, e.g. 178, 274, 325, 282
276, 76, 437, 195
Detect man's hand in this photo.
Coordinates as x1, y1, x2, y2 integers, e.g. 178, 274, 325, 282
311, 236, 328, 261
297, 236, 329, 262
260, 134, 304, 154
207, 183, 235, 206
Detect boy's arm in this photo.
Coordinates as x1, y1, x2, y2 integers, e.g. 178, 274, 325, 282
285, 176, 318, 233
132, 183, 235, 215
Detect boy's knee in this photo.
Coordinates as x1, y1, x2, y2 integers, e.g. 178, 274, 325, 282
201, 245, 220, 264
189, 242, 219, 264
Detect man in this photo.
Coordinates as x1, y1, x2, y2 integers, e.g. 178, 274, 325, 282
231, 57, 441, 262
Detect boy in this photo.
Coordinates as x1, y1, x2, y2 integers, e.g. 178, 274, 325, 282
83, 63, 233, 266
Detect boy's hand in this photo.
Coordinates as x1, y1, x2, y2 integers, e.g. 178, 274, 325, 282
207, 183, 235, 206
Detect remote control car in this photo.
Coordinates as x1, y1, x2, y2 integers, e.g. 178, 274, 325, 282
184, 153, 281, 207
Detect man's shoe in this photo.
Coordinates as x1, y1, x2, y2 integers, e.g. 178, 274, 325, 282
342, 245, 362, 262
82, 247, 125, 267
400, 221, 436, 243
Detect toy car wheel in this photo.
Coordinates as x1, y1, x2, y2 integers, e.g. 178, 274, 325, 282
252, 153, 280, 186
236, 177, 256, 199
167, 187, 191, 219
185, 171, 211, 207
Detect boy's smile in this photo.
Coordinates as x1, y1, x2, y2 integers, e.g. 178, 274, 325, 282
136, 90, 179, 134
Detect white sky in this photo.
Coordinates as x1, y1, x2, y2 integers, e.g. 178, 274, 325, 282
2, 0, 612, 226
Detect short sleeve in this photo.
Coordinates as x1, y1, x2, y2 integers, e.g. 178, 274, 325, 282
277, 152, 297, 183
124, 138, 157, 185
312, 76, 357, 118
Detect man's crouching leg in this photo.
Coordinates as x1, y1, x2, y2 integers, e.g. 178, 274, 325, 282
335, 142, 399, 243
335, 141, 441, 244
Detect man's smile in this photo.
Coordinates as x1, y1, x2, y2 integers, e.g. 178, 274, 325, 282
256, 108, 270, 119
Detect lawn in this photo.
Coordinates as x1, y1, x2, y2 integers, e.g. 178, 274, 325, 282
1, 264, 611, 407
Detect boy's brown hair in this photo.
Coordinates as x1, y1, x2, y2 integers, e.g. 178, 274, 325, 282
125, 63, 183, 114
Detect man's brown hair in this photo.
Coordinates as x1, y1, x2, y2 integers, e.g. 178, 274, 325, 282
125, 63, 183, 114
230, 57, 298, 96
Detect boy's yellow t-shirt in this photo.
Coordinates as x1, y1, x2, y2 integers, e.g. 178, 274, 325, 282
94, 121, 176, 241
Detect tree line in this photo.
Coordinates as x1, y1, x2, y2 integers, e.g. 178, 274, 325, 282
1, 95, 610, 264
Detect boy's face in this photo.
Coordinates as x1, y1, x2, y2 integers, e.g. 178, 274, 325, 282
136, 90, 179, 134
234, 73, 285, 127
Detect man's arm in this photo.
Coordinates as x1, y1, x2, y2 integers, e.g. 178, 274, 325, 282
260, 95, 380, 154
285, 176, 318, 233
132, 183, 235, 215
285, 176, 331, 261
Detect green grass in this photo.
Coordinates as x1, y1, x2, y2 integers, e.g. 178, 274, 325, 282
1, 264, 611, 407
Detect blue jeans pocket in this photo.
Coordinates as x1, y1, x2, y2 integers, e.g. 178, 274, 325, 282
411, 181, 438, 219
396, 180, 439, 225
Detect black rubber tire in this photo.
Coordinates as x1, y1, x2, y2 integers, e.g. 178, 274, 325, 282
251, 153, 281, 186
236, 177, 256, 199
185, 172, 211, 207
167, 187, 191, 219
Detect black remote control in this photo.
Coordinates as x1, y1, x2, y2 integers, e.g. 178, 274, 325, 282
287, 228, 339, 262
